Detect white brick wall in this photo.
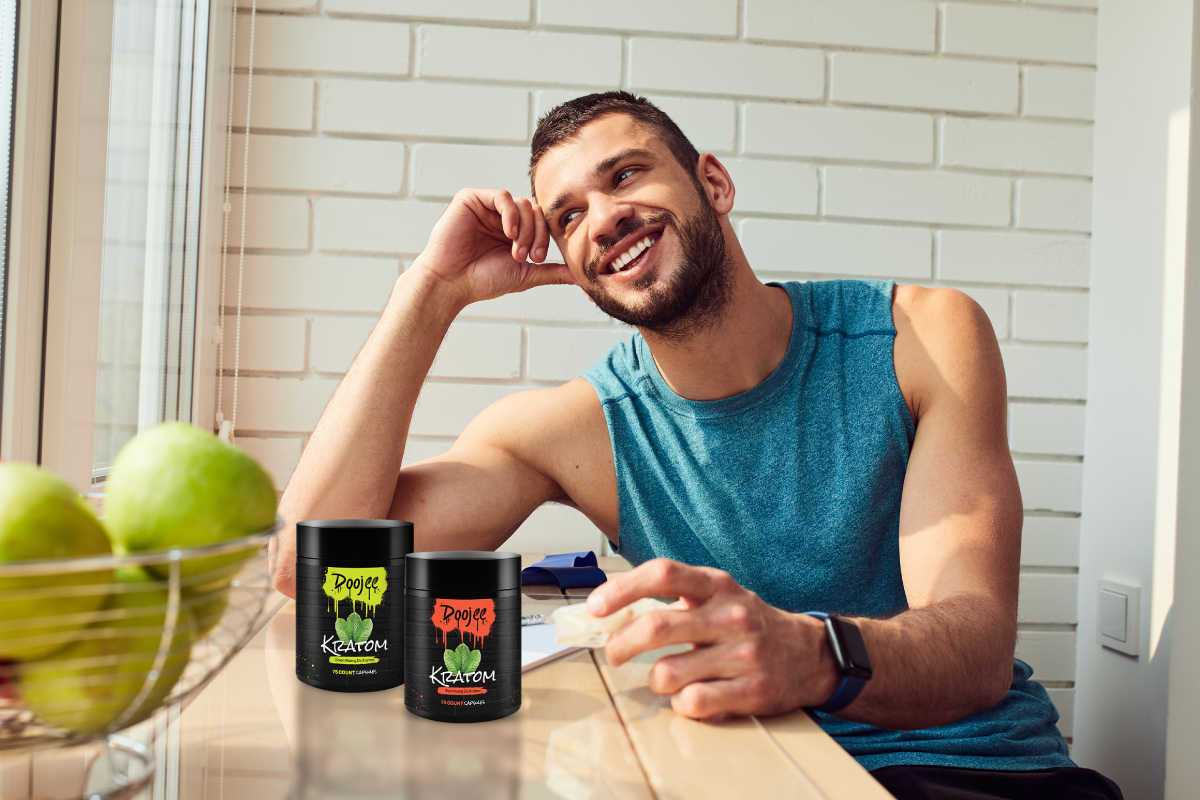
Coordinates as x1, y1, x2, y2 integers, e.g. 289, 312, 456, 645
225, 0, 1096, 710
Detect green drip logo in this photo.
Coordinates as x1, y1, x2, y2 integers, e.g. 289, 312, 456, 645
323, 611, 388, 665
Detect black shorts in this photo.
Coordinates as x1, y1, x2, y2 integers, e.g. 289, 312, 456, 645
870, 765, 1124, 800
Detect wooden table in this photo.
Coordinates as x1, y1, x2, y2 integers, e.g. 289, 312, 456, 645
165, 555, 892, 800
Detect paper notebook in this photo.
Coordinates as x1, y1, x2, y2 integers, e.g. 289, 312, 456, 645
521, 622, 582, 673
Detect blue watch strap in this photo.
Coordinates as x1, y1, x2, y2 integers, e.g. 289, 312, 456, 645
803, 611, 868, 714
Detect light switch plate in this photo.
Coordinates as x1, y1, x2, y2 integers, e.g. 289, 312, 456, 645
1097, 579, 1140, 656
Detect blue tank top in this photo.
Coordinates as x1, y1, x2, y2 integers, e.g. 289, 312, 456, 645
582, 279, 1072, 772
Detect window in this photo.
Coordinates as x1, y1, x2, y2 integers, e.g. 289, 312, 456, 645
0, 0, 18, 419
21, 0, 230, 490
92, 0, 212, 480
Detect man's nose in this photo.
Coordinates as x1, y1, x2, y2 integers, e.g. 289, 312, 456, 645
588, 193, 634, 245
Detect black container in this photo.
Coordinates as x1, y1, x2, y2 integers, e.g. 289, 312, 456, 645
295, 519, 413, 692
405, 551, 522, 722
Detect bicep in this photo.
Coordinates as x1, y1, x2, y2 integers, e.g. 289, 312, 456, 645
387, 390, 566, 551
894, 289, 1022, 612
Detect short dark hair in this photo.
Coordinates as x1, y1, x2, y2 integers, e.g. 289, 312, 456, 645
529, 91, 701, 195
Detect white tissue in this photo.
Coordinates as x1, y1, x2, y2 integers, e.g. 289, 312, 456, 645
551, 597, 671, 648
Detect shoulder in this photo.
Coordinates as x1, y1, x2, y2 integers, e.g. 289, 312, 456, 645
466, 378, 604, 444
459, 378, 610, 488
891, 285, 1005, 421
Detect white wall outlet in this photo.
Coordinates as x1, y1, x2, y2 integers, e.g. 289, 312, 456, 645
1097, 579, 1140, 657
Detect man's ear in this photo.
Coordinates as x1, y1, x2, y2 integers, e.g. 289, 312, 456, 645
695, 153, 735, 216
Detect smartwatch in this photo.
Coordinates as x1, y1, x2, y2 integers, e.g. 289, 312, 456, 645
803, 611, 873, 713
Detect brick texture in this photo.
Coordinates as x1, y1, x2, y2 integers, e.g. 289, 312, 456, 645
939, 231, 1090, 287
1018, 573, 1080, 624
940, 118, 1094, 177
324, 0, 530, 22
744, 104, 934, 165
236, 16, 409, 76
317, 198, 445, 255
1021, 517, 1081, 568
224, 2, 1097, 691
1010, 402, 1087, 455
233, 75, 313, 132
1015, 460, 1084, 513
539, 0, 737, 36
322, 80, 528, 141
1002, 347, 1088, 400
419, 26, 621, 88
942, 4, 1097, 66
724, 160, 818, 216
1014, 291, 1090, 343
745, 0, 936, 52
231, 134, 405, 194
412, 144, 530, 200
739, 220, 932, 279
831, 53, 1018, 114
527, 327, 633, 382
1024, 67, 1097, 122
239, 256, 399, 313
825, 168, 1011, 227
630, 38, 824, 100
1017, 179, 1093, 233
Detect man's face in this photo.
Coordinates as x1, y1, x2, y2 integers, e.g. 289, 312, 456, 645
533, 114, 731, 338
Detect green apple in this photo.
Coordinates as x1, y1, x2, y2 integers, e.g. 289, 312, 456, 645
104, 422, 276, 582
0, 463, 113, 660
18, 565, 195, 734
181, 580, 231, 639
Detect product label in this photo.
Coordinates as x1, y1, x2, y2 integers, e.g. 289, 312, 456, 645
322, 567, 388, 617
405, 594, 520, 720
296, 562, 403, 689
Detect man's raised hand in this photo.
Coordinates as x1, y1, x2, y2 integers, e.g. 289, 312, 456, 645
411, 188, 574, 308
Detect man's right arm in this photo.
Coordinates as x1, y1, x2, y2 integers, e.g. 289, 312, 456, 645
272, 189, 575, 597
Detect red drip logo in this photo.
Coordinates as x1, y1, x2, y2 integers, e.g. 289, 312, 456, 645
431, 598, 495, 648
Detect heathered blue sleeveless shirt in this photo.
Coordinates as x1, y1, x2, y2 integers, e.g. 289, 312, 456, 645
582, 279, 1072, 772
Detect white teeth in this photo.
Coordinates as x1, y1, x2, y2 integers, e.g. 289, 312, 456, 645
611, 236, 657, 273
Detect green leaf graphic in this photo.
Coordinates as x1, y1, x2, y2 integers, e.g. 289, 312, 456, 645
334, 617, 351, 645
347, 612, 363, 642
462, 649, 482, 674
443, 648, 460, 675
455, 642, 471, 670
354, 617, 373, 643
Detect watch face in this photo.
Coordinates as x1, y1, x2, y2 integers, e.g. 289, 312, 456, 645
828, 616, 873, 680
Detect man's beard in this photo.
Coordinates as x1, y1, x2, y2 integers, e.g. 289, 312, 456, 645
579, 199, 733, 343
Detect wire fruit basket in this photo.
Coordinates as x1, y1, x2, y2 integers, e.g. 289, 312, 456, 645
0, 517, 283, 798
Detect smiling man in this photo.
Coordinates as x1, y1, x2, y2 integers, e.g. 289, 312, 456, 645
274, 92, 1121, 800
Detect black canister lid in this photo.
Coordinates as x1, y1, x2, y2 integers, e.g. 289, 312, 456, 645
296, 519, 414, 561
406, 551, 522, 594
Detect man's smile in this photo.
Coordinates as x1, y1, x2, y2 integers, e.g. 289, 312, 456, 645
597, 224, 665, 279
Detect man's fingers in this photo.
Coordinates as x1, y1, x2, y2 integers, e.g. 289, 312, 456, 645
671, 678, 763, 720
490, 190, 520, 240
521, 261, 575, 288
605, 607, 728, 666
530, 204, 553, 263
588, 559, 726, 617
646, 643, 743, 696
512, 198, 535, 262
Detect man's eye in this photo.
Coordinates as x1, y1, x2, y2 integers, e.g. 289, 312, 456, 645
617, 168, 637, 183
562, 210, 581, 226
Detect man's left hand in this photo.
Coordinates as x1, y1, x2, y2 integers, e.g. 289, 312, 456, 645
589, 558, 841, 719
